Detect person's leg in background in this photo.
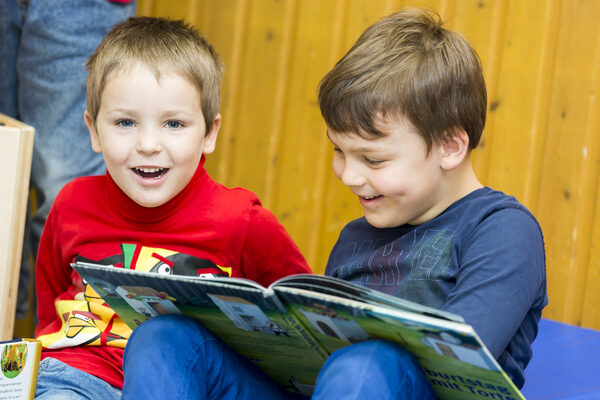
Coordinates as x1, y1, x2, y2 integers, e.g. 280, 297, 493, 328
0, 0, 137, 326
0, 0, 34, 324
0, 2, 20, 118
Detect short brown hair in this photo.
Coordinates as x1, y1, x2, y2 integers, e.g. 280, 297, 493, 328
85, 17, 223, 134
318, 9, 487, 151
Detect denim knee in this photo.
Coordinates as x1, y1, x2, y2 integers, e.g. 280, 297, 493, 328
127, 314, 209, 351
313, 340, 436, 400
36, 358, 121, 400
335, 339, 420, 369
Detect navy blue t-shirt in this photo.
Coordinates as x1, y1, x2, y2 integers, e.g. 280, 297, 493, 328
325, 187, 547, 388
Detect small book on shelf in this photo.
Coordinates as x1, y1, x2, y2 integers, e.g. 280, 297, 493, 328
74, 261, 525, 400
0, 339, 41, 400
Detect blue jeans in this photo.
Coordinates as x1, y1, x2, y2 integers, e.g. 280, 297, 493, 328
122, 315, 436, 400
35, 358, 121, 400
0, 0, 137, 319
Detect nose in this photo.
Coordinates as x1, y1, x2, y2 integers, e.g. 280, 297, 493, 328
136, 127, 162, 154
334, 156, 366, 188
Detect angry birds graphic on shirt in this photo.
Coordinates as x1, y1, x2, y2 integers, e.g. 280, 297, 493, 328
39, 244, 230, 350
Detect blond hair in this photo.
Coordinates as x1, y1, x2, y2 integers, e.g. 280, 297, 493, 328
318, 9, 487, 151
85, 17, 223, 134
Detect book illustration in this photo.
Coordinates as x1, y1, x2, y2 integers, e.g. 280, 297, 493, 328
116, 286, 181, 319
83, 276, 182, 327
298, 305, 367, 343
208, 294, 288, 336
0, 339, 41, 400
421, 331, 495, 370
1, 343, 28, 379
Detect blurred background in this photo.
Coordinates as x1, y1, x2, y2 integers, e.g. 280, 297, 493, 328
15, 0, 600, 335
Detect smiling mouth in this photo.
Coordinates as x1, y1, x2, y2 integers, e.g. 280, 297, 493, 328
361, 195, 381, 200
133, 167, 168, 179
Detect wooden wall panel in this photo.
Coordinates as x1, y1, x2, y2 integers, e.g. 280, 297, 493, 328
581, 20, 600, 329
535, 0, 600, 326
137, 0, 600, 330
270, 1, 346, 264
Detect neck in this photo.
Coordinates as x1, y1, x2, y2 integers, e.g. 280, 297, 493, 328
443, 154, 483, 206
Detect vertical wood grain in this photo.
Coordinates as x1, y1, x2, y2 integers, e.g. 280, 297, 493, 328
535, 0, 600, 325
136, 0, 600, 330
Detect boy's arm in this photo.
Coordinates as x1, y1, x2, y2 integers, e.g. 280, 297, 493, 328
35, 199, 73, 335
239, 203, 312, 287
441, 207, 547, 358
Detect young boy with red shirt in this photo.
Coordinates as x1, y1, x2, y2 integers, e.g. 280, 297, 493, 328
33, 17, 311, 399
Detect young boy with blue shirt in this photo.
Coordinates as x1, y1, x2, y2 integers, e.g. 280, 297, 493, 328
122, 9, 547, 399
32, 17, 311, 400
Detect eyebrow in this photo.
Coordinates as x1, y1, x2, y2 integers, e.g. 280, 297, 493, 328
326, 130, 387, 153
103, 107, 137, 115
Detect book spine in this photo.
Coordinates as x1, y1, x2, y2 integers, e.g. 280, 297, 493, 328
263, 288, 288, 314
25, 339, 42, 400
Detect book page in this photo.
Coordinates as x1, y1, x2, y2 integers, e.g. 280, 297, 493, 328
273, 274, 463, 322
74, 263, 325, 395
275, 287, 524, 400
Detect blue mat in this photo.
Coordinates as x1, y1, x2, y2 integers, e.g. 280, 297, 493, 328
521, 318, 600, 399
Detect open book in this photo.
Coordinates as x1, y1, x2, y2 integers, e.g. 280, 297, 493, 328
73, 262, 524, 400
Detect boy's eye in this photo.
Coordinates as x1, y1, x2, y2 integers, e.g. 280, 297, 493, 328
117, 119, 135, 128
363, 156, 383, 166
165, 120, 183, 129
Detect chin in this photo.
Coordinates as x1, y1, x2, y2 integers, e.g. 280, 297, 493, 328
133, 197, 169, 208
364, 217, 397, 229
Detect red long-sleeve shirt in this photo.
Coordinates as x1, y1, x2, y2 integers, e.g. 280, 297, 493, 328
35, 157, 311, 389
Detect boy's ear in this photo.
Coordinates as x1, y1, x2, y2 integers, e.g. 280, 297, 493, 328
84, 110, 102, 154
202, 113, 221, 155
439, 128, 470, 171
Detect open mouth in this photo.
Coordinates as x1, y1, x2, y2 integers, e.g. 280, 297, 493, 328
133, 167, 168, 179
361, 195, 381, 200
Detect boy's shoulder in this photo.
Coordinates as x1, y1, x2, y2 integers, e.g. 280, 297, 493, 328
439, 187, 544, 245
209, 179, 261, 206
57, 174, 106, 200
50, 174, 107, 211
445, 186, 540, 227
448, 186, 527, 211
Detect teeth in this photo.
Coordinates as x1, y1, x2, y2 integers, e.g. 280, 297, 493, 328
362, 195, 378, 200
136, 167, 163, 173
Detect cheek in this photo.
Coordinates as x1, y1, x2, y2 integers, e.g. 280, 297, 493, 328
170, 134, 205, 160
175, 144, 204, 166
102, 143, 129, 165
368, 165, 410, 196
370, 172, 395, 193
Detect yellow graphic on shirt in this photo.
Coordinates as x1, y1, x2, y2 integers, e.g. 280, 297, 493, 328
40, 244, 229, 351
38, 294, 130, 350
136, 247, 177, 273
